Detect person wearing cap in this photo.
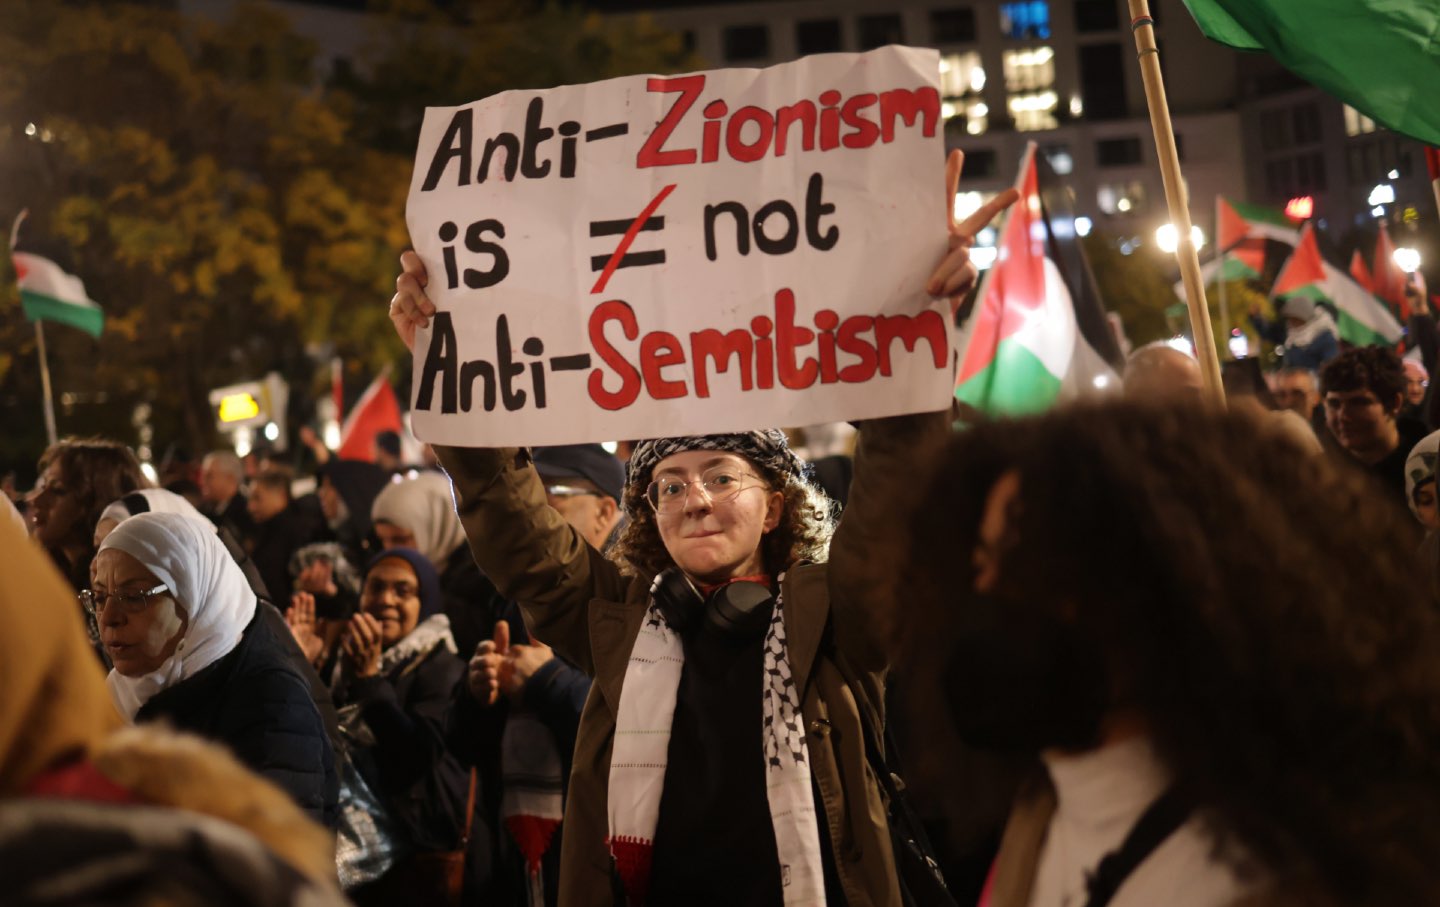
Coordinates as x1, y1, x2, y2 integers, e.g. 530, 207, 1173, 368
1250, 295, 1340, 372
388, 151, 1011, 906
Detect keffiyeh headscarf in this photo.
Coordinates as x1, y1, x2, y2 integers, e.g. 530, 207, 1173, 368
99, 513, 258, 721
627, 429, 806, 506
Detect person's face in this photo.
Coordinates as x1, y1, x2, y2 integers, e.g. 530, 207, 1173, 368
247, 484, 287, 524
651, 451, 783, 584
199, 460, 236, 505
1273, 373, 1319, 417
1406, 370, 1428, 406
361, 557, 422, 647
318, 477, 343, 522
374, 520, 419, 553
30, 461, 86, 551
1324, 388, 1398, 455
543, 478, 620, 550
90, 548, 188, 677
1415, 481, 1440, 530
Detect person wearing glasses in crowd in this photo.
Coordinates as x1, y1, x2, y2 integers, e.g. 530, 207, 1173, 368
87, 511, 337, 826
389, 151, 1011, 906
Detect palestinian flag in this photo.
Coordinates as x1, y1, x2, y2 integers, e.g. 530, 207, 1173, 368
336, 368, 403, 462
956, 144, 1119, 415
1273, 223, 1402, 347
1183, 1, 1440, 147
1372, 221, 1411, 321
1350, 250, 1375, 293
1174, 245, 1265, 298
9, 211, 104, 339
1217, 196, 1298, 250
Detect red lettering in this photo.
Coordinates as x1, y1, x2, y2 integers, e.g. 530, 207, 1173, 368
879, 87, 940, 142
690, 328, 754, 398
837, 315, 878, 383
774, 101, 816, 157
751, 315, 775, 389
840, 93, 880, 149
702, 100, 727, 163
773, 289, 818, 390
637, 75, 705, 168
876, 311, 948, 376
587, 300, 642, 410
726, 106, 775, 163
814, 310, 840, 384
641, 331, 688, 399
818, 89, 842, 151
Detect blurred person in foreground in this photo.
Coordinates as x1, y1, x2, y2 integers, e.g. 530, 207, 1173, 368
1320, 345, 1427, 508
90, 512, 337, 826
1122, 342, 1204, 403
30, 439, 146, 591
0, 510, 344, 907
902, 401, 1440, 907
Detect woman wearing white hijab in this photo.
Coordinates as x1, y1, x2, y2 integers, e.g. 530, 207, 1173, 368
371, 471, 505, 658
91, 512, 337, 826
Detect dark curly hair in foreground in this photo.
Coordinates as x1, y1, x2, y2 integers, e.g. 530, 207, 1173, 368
609, 459, 835, 579
901, 401, 1440, 906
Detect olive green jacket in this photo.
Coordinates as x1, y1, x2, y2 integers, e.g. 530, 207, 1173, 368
434, 408, 947, 907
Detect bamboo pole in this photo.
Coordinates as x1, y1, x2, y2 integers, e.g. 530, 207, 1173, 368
1128, 0, 1224, 403
35, 321, 58, 446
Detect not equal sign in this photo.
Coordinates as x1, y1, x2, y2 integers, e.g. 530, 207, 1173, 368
589, 216, 666, 272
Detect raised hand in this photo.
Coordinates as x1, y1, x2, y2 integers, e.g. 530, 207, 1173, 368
927, 150, 1021, 315
285, 592, 326, 665
343, 612, 384, 678
295, 559, 339, 597
389, 250, 436, 354
468, 619, 512, 707
501, 639, 556, 702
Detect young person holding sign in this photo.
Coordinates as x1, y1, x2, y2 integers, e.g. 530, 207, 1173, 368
390, 151, 1014, 907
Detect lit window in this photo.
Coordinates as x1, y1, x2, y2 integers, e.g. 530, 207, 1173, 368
1343, 104, 1376, 137
1003, 46, 1055, 91
1097, 181, 1147, 215
941, 52, 988, 135
1009, 91, 1058, 131
1000, 1, 1051, 40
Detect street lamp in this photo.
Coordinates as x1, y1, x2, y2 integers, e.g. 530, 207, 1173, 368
1155, 223, 1206, 254
1394, 247, 1422, 274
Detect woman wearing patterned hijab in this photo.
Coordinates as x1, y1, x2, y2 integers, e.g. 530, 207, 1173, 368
91, 512, 337, 826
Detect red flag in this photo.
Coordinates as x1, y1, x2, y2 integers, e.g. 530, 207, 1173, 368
1349, 250, 1375, 293
1373, 221, 1411, 321
336, 370, 403, 462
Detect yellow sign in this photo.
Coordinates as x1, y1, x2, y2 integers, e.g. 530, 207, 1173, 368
218, 393, 261, 423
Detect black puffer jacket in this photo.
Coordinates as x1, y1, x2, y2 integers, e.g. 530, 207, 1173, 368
137, 609, 338, 827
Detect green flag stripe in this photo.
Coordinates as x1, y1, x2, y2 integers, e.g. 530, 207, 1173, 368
956, 336, 1063, 415
1227, 198, 1293, 230
21, 289, 105, 339
1335, 309, 1392, 348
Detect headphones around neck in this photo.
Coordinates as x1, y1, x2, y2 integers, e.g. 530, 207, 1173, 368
650, 568, 775, 640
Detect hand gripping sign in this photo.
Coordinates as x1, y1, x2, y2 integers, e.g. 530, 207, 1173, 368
406, 46, 949, 446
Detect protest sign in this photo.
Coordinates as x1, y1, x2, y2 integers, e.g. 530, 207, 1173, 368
406, 45, 949, 446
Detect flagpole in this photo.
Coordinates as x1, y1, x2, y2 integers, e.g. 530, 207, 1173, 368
1215, 197, 1231, 356
34, 321, 57, 446
1128, 0, 1224, 402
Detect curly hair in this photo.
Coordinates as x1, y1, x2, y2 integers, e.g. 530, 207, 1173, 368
1320, 345, 1406, 412
900, 401, 1440, 905
609, 459, 836, 579
38, 438, 147, 549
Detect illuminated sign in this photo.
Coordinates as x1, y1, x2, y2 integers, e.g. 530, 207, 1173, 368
1284, 196, 1313, 220
218, 393, 260, 423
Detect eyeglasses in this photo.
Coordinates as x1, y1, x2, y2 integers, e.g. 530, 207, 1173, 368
364, 578, 418, 600
545, 484, 603, 500
646, 466, 762, 513
80, 584, 170, 618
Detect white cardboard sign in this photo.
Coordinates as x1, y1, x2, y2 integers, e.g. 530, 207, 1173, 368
406, 46, 950, 445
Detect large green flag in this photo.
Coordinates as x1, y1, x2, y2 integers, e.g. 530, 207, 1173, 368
1182, 0, 1440, 147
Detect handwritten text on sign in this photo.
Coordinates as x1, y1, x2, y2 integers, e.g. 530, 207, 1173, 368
406, 46, 948, 446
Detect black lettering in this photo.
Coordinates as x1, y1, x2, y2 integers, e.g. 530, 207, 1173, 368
463, 220, 509, 289
421, 111, 472, 191
416, 313, 458, 413
559, 121, 580, 178
524, 337, 546, 409
752, 200, 799, 255
460, 359, 496, 412
520, 97, 554, 179
495, 315, 528, 411
478, 134, 520, 183
704, 201, 750, 261
805, 173, 839, 251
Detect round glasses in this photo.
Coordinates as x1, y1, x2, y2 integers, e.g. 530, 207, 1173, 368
80, 584, 170, 618
646, 466, 762, 513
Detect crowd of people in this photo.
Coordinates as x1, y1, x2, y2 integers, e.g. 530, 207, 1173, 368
5, 150, 1440, 907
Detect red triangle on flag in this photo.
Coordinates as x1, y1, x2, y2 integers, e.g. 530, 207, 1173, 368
1217, 197, 1251, 252
1373, 221, 1410, 320
336, 370, 403, 462
1272, 224, 1327, 298
956, 147, 1046, 388
1350, 250, 1374, 293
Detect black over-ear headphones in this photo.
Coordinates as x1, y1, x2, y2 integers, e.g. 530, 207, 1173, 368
650, 568, 775, 639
